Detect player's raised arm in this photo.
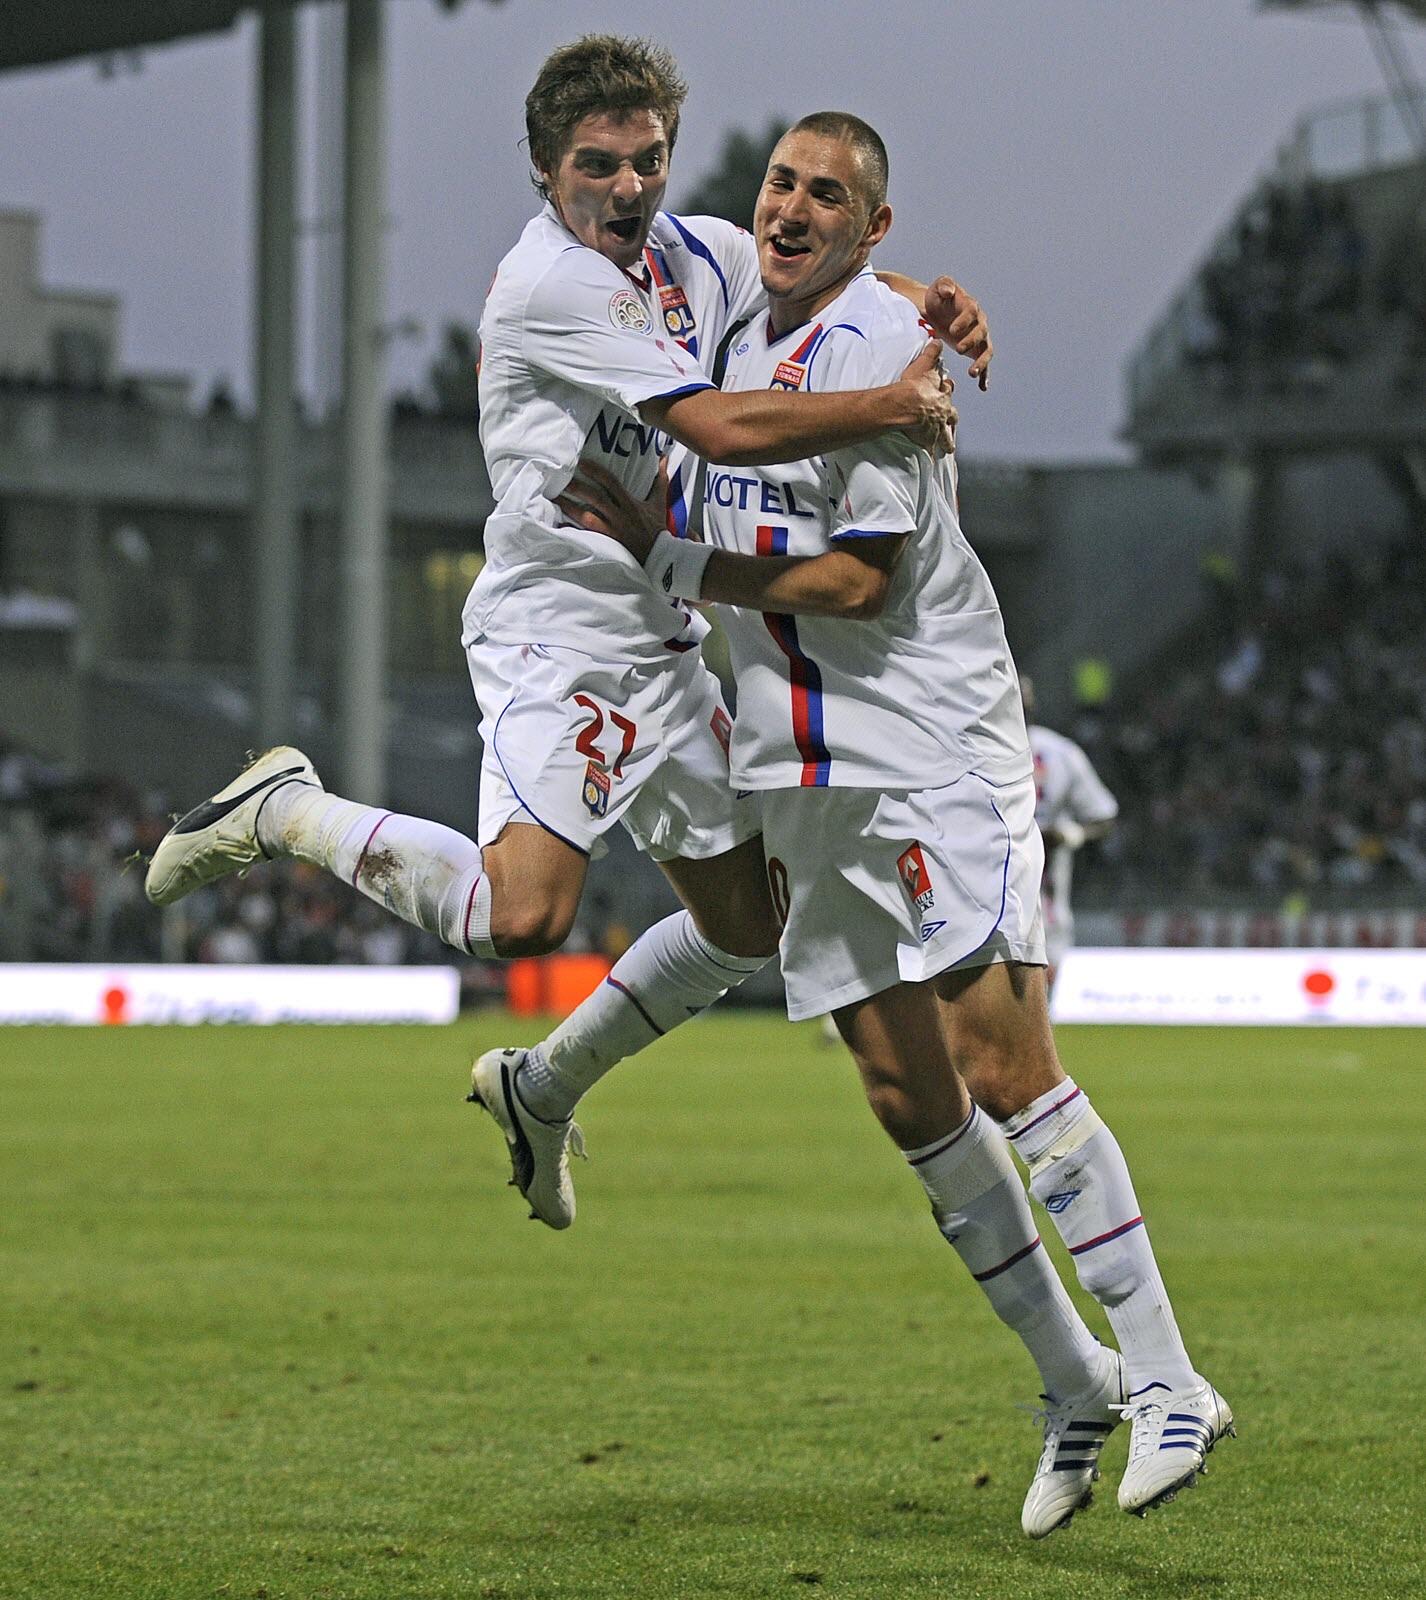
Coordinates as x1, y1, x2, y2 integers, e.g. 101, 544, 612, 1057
641, 340, 954, 466
556, 459, 910, 620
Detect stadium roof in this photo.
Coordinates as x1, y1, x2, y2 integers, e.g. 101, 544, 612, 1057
1260, 1, 1426, 19
0, 1, 481, 76
0, 3, 286, 74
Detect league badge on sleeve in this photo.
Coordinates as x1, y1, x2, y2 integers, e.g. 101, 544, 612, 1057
609, 288, 653, 334
582, 760, 611, 818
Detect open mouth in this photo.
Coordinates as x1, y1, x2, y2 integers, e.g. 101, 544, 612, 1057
607, 216, 642, 242
769, 236, 811, 260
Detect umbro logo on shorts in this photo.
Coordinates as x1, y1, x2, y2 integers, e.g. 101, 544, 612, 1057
1044, 1190, 1081, 1214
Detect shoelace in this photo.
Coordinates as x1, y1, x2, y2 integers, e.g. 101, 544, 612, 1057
1113, 1398, 1169, 1462
563, 1122, 588, 1164
1019, 1395, 1082, 1470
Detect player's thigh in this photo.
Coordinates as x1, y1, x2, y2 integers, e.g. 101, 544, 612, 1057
659, 835, 780, 959
932, 959, 1063, 1117
833, 983, 972, 1139
480, 820, 590, 954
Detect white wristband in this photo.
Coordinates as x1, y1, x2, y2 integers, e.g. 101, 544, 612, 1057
644, 529, 714, 603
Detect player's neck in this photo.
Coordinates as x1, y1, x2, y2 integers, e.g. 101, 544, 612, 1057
766, 264, 862, 337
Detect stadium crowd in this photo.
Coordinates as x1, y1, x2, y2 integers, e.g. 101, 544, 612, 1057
1075, 530, 1426, 901
0, 747, 456, 967
4, 523, 1425, 959
1192, 178, 1366, 382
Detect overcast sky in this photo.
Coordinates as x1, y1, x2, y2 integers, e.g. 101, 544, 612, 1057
0, 0, 1421, 460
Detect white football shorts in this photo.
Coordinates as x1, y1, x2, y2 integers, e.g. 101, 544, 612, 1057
469, 637, 760, 862
759, 771, 1047, 1020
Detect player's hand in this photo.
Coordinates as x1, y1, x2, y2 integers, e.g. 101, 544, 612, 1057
896, 340, 958, 459
556, 456, 668, 563
923, 277, 992, 391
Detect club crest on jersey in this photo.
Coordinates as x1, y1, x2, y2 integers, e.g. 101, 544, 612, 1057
582, 760, 611, 817
897, 843, 936, 912
659, 284, 697, 342
608, 288, 652, 334
771, 360, 806, 392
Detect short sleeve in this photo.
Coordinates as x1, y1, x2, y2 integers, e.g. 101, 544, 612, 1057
813, 328, 920, 542
522, 248, 715, 413
1064, 744, 1119, 825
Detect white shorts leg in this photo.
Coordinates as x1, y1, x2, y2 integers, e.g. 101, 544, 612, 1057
760, 772, 1046, 1021
469, 639, 760, 862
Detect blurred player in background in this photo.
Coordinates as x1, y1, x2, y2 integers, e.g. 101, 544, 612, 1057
144, 37, 987, 1219
1022, 676, 1118, 991
560, 112, 1231, 1536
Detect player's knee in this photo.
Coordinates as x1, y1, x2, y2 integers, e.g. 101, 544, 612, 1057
957, 1040, 1030, 1122
716, 912, 781, 961
487, 899, 577, 959
687, 899, 780, 961
862, 1078, 919, 1146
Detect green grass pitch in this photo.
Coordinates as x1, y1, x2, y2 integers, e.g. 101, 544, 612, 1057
3, 1015, 1424, 1599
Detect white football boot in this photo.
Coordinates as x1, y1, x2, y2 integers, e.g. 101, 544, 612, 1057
1116, 1378, 1235, 1516
1021, 1346, 1127, 1539
467, 1048, 585, 1230
145, 746, 318, 906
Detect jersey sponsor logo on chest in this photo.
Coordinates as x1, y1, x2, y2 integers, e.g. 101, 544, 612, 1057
704, 469, 816, 518
592, 412, 672, 461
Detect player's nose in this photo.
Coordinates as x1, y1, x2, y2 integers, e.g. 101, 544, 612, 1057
611, 166, 643, 205
776, 187, 811, 227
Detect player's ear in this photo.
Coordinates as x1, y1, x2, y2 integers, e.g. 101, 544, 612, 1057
863, 202, 893, 253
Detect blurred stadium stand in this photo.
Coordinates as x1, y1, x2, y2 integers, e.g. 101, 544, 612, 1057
3, 9, 1426, 973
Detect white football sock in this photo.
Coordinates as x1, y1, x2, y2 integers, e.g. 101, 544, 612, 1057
256, 783, 495, 957
1005, 1077, 1197, 1393
907, 1107, 1103, 1400
514, 910, 770, 1122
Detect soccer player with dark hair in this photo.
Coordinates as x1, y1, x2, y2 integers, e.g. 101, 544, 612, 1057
556, 112, 1232, 1536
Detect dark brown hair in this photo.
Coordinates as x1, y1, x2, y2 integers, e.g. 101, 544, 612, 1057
786, 111, 889, 213
525, 35, 687, 198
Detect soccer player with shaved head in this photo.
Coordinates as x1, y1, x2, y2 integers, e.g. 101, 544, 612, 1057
558, 110, 1232, 1537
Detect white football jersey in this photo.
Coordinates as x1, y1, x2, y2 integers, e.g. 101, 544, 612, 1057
704, 268, 1030, 792
468, 205, 763, 662
1030, 722, 1118, 911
